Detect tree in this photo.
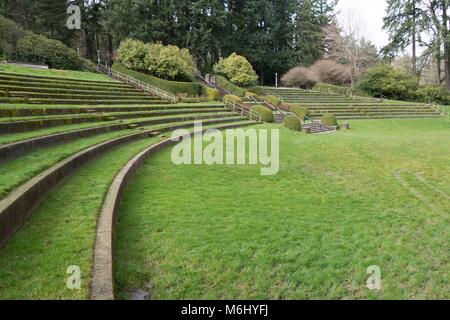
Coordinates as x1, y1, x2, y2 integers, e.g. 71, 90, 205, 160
383, 0, 421, 76
325, 12, 379, 87
105, 0, 337, 84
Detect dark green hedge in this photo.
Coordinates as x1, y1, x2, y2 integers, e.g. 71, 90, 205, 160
113, 62, 204, 97
0, 15, 93, 71
290, 105, 310, 121
321, 113, 338, 126
201, 85, 220, 101
251, 105, 274, 123
215, 75, 246, 97
283, 115, 301, 131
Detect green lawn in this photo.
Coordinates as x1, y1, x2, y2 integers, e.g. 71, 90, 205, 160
0, 121, 124, 145
114, 118, 450, 300
0, 64, 116, 82
0, 129, 136, 199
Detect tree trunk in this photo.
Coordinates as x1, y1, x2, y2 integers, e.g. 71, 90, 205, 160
84, 31, 93, 60
412, 0, 417, 76
437, 56, 443, 83
442, 2, 450, 89
107, 33, 114, 65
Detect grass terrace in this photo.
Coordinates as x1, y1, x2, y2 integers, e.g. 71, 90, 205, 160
0, 64, 116, 83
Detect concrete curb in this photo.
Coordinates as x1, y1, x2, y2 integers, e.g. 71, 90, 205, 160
89, 121, 257, 300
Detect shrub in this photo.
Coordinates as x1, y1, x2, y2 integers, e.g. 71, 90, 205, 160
247, 86, 266, 96
178, 95, 209, 103
115, 39, 149, 71
244, 91, 258, 100
262, 95, 282, 107
321, 113, 338, 127
251, 105, 274, 123
113, 62, 202, 96
223, 94, 243, 104
12, 31, 91, 70
215, 75, 246, 96
356, 64, 419, 100
283, 115, 301, 131
311, 60, 352, 85
116, 39, 197, 81
416, 84, 450, 105
0, 16, 93, 71
290, 105, 310, 121
201, 86, 220, 101
281, 66, 320, 88
0, 15, 23, 59
213, 53, 258, 86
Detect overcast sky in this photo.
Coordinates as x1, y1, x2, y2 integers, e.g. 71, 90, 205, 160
336, 0, 389, 49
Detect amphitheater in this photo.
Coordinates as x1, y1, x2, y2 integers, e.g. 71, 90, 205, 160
0, 66, 448, 300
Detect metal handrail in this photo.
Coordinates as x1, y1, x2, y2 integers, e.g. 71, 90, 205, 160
223, 99, 262, 123
96, 64, 177, 104
375, 94, 388, 102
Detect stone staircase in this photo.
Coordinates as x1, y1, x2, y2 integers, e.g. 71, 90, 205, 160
267, 87, 444, 120
301, 121, 337, 134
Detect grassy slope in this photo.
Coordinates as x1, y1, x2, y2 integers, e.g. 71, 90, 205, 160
0, 121, 123, 145
0, 64, 116, 82
114, 119, 450, 300
0, 129, 136, 199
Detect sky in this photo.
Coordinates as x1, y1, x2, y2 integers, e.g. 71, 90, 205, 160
336, 0, 389, 49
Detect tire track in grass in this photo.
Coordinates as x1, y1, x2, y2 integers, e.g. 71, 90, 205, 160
414, 173, 450, 201
393, 170, 448, 214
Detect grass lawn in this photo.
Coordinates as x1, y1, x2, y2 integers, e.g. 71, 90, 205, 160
0, 64, 116, 83
0, 129, 136, 199
114, 118, 450, 300
0, 121, 125, 145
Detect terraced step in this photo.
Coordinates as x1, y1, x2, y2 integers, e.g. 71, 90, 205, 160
282, 98, 375, 103
310, 112, 442, 118
0, 79, 138, 92
2, 91, 158, 101
267, 87, 445, 120
305, 104, 434, 109
0, 109, 234, 133
0, 72, 127, 87
0, 84, 151, 96
0, 116, 249, 198
0, 102, 226, 117
308, 108, 439, 113
0, 97, 168, 105
0, 112, 244, 161
310, 114, 444, 120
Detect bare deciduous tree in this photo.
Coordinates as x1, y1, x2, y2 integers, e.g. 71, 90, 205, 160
324, 9, 378, 87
